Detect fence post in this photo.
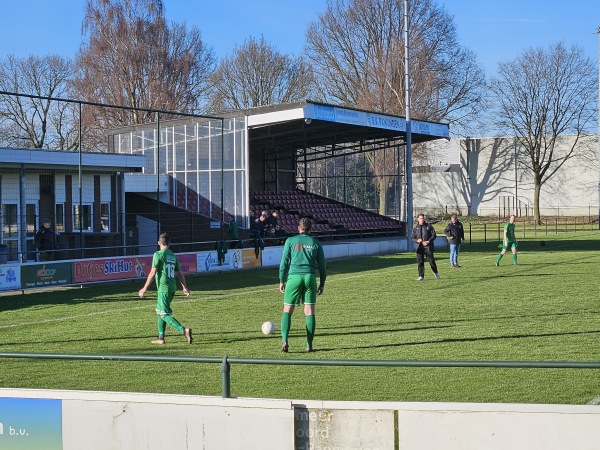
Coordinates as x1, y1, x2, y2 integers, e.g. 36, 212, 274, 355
221, 355, 231, 398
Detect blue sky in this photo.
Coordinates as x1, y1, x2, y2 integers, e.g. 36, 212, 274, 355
1, 0, 599, 79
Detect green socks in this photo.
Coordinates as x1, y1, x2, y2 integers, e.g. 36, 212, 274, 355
496, 253, 517, 265
157, 317, 166, 337
280, 312, 317, 347
161, 315, 184, 333
305, 314, 316, 347
281, 312, 291, 343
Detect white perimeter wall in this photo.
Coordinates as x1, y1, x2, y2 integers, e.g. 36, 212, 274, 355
1, 388, 599, 450
413, 135, 599, 216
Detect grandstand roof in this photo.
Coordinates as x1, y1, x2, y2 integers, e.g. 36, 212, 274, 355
0, 147, 145, 173
230, 100, 450, 162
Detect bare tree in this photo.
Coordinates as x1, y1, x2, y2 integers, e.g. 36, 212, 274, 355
305, 0, 486, 215
208, 35, 314, 112
489, 43, 597, 224
71, 0, 216, 149
0, 54, 77, 150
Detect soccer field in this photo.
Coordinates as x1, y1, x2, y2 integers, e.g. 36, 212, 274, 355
1, 231, 599, 405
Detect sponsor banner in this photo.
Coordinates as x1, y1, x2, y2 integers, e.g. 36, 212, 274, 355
196, 249, 242, 272
241, 249, 262, 268
366, 112, 405, 131
261, 247, 284, 267
177, 253, 198, 273
0, 397, 62, 449
21, 263, 72, 289
73, 256, 152, 283
0, 265, 21, 291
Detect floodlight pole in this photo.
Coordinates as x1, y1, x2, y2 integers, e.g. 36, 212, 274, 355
404, 0, 414, 237
597, 26, 600, 229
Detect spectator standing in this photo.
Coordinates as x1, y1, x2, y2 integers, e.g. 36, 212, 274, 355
225, 218, 240, 249
34, 218, 57, 261
444, 214, 465, 268
411, 213, 441, 281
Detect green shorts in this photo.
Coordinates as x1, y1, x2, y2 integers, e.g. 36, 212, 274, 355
283, 273, 318, 306
155, 288, 175, 316
502, 240, 517, 251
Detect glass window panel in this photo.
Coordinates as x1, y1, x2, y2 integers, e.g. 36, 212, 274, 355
234, 122, 245, 169
132, 131, 143, 153
6, 240, 18, 262
73, 204, 92, 231
223, 130, 234, 170
2, 204, 18, 237
186, 124, 198, 171
175, 125, 186, 171
100, 203, 110, 231
235, 170, 246, 224
143, 129, 157, 174
211, 171, 222, 218
175, 172, 186, 209
198, 137, 210, 170
210, 143, 221, 170
198, 172, 210, 199
223, 171, 235, 215
26, 204, 36, 237
118, 133, 131, 153
160, 128, 171, 175
55, 204, 65, 232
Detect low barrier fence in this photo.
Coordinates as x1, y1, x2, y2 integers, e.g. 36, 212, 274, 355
464, 219, 600, 244
1, 352, 599, 399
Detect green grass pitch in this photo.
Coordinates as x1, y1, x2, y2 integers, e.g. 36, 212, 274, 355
1, 231, 599, 404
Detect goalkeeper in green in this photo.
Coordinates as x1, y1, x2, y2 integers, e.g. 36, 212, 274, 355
496, 214, 518, 266
279, 217, 326, 353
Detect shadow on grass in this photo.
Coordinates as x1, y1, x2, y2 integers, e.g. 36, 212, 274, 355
314, 328, 600, 353
1, 234, 598, 312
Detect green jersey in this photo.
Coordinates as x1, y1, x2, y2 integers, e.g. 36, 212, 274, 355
279, 233, 326, 284
504, 222, 516, 242
152, 248, 180, 292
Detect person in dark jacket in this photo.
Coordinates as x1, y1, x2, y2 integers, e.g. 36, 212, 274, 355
411, 213, 440, 281
444, 214, 465, 268
34, 218, 57, 261
225, 218, 240, 249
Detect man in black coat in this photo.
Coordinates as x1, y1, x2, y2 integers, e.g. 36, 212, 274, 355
411, 213, 440, 281
34, 218, 57, 261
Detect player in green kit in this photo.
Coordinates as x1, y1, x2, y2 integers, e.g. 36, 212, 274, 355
495, 214, 518, 267
279, 217, 326, 353
139, 232, 193, 345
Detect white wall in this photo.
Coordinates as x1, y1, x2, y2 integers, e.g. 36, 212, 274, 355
413, 135, 598, 216
1, 388, 599, 450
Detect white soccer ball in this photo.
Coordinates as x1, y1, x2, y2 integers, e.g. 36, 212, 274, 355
261, 321, 276, 335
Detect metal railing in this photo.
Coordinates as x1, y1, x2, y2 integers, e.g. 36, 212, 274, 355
465, 218, 600, 244
1, 352, 599, 399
